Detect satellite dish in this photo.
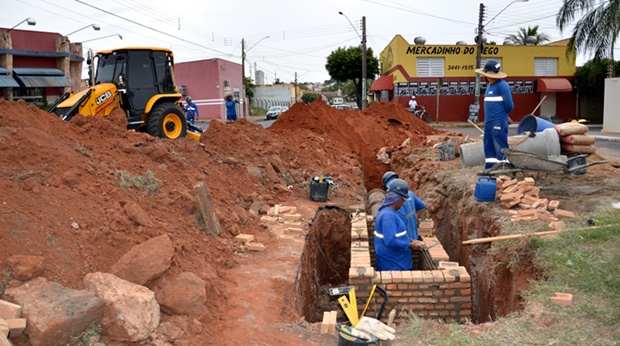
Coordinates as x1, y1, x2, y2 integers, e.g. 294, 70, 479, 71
414, 36, 426, 45
456, 41, 467, 45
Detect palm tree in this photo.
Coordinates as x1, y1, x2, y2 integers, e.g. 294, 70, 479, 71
557, 0, 620, 76
506, 25, 551, 45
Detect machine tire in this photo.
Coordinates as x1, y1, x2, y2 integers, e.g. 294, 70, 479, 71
147, 102, 187, 139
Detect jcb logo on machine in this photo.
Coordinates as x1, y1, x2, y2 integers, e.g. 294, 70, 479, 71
96, 91, 113, 105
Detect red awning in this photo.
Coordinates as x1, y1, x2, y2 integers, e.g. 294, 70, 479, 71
370, 75, 394, 91
537, 78, 573, 92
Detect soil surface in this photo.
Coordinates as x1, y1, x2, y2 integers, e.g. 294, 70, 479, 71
0, 98, 618, 345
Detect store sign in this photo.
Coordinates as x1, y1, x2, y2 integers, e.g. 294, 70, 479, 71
405, 46, 501, 56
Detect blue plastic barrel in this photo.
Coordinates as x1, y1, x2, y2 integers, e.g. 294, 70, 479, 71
517, 114, 556, 134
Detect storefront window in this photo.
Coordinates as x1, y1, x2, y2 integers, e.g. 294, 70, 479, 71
13, 87, 45, 103
534, 58, 558, 76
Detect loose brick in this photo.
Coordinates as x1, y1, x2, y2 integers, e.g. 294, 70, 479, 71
549, 221, 567, 231
550, 292, 573, 306
281, 213, 302, 221
0, 301, 21, 320
328, 311, 337, 335
246, 242, 266, 251
548, 200, 560, 211
279, 234, 296, 243
0, 318, 7, 338
555, 209, 576, 219
518, 203, 532, 209
285, 227, 305, 236
518, 209, 537, 217
523, 177, 535, 185
6, 318, 26, 337
259, 215, 278, 224
235, 234, 254, 244
320, 312, 330, 334
503, 179, 518, 188
500, 193, 516, 202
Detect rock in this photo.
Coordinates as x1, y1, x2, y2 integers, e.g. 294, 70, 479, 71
124, 202, 154, 227
265, 163, 280, 182
6, 255, 45, 281
84, 272, 160, 342
246, 166, 265, 179
249, 200, 262, 216
150, 272, 207, 316
110, 234, 174, 286
4, 277, 104, 346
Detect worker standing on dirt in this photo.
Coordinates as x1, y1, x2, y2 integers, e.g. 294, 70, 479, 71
184, 96, 200, 125
475, 60, 514, 171
225, 94, 239, 121
374, 178, 426, 271
382, 172, 426, 241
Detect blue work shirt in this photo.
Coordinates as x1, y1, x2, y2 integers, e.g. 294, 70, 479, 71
483, 79, 514, 125
397, 191, 426, 241
225, 100, 238, 117
374, 205, 413, 271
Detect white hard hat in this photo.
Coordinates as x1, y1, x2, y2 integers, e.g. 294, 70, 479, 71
411, 95, 416, 99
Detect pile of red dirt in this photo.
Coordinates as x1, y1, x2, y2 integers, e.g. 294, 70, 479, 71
271, 100, 437, 189
1, 98, 433, 344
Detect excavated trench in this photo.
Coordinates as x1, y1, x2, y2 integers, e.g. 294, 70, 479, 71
294, 162, 540, 324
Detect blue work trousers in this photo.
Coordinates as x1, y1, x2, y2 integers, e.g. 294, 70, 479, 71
483, 121, 509, 170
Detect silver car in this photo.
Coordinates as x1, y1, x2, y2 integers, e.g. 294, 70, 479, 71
266, 106, 288, 120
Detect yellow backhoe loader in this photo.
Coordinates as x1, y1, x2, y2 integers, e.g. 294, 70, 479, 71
48, 47, 202, 141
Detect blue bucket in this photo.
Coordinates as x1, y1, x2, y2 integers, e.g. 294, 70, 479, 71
517, 114, 556, 134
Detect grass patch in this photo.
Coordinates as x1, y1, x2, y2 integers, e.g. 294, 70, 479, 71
117, 170, 160, 195
396, 206, 620, 346
0, 269, 11, 296
69, 322, 103, 346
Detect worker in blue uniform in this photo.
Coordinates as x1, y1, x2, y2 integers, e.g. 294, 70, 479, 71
374, 179, 426, 271
381, 171, 426, 241
184, 96, 200, 125
475, 60, 514, 171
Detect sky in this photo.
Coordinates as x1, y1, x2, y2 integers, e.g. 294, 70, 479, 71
2, 0, 589, 84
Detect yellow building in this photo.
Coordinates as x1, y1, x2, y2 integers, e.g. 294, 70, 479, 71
373, 35, 577, 122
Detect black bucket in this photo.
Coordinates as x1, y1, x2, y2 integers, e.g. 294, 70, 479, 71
337, 322, 378, 346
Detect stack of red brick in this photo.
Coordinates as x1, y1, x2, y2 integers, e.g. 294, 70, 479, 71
496, 175, 575, 231
0, 299, 27, 346
556, 122, 596, 154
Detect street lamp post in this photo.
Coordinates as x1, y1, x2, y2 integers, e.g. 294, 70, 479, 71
241, 35, 269, 118
474, 0, 528, 108
339, 12, 368, 110
7, 18, 36, 32
64, 24, 100, 37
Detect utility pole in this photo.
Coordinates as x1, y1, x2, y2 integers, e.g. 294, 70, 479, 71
241, 38, 246, 118
474, 3, 485, 108
361, 16, 367, 110
294, 72, 298, 103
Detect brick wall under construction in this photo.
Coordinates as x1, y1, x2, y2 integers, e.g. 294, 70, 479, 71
348, 212, 472, 323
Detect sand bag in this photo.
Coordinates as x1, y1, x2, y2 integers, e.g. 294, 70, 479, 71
555, 122, 589, 136
561, 143, 596, 154
559, 134, 596, 145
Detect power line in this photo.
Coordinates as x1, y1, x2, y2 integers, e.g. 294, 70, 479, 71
74, 0, 233, 56
363, 0, 475, 26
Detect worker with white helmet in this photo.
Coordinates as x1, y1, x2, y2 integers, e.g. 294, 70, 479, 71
184, 96, 200, 125
374, 178, 426, 271
408, 95, 417, 111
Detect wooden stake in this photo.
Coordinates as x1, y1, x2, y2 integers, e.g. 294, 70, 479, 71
462, 230, 561, 245
194, 182, 222, 236
468, 119, 484, 134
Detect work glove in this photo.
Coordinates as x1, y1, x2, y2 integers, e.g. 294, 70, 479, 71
349, 326, 372, 341
355, 316, 396, 340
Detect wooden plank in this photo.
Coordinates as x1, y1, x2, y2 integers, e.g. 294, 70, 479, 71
462, 230, 561, 245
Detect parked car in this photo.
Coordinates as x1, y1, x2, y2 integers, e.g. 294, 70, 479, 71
266, 106, 288, 120
331, 104, 353, 110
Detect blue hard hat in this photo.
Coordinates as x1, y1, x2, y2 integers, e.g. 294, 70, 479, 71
386, 179, 410, 200
382, 171, 398, 189
186, 96, 192, 103
483, 60, 501, 73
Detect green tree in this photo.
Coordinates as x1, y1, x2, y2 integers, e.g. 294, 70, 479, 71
325, 46, 380, 108
273, 78, 283, 85
506, 25, 550, 45
301, 92, 320, 104
575, 58, 620, 97
244, 76, 254, 102
557, 0, 620, 76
